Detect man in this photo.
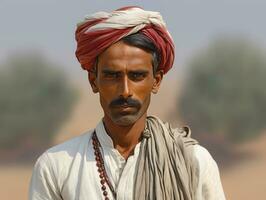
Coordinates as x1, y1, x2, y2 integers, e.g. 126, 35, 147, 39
29, 6, 226, 200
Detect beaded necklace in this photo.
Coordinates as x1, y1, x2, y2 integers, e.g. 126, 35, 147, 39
92, 131, 116, 200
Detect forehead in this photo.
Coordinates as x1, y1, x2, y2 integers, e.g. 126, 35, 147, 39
97, 41, 153, 71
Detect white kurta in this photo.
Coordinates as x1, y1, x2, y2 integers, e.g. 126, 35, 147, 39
29, 120, 226, 200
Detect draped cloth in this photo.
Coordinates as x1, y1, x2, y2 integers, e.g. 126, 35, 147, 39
134, 116, 199, 200
75, 6, 175, 74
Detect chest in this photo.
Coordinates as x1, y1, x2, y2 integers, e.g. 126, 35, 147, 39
60, 144, 139, 200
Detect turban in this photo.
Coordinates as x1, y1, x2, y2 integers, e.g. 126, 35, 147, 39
75, 6, 175, 74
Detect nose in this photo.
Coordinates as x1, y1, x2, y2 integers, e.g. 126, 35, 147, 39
118, 76, 132, 99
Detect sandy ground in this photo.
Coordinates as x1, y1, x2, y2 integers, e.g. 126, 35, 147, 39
221, 133, 266, 199
0, 165, 32, 200
1, 80, 265, 199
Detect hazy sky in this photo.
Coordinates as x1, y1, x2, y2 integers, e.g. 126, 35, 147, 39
1, 0, 266, 76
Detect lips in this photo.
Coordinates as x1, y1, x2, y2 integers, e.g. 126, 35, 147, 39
113, 106, 135, 111
112, 103, 135, 108
112, 104, 137, 114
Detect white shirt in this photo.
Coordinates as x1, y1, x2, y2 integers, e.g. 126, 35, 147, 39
29, 120, 226, 200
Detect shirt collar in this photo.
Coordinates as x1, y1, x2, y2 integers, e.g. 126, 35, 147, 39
95, 119, 141, 155
95, 119, 114, 149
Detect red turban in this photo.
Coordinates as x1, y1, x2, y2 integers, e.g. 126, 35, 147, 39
75, 6, 175, 74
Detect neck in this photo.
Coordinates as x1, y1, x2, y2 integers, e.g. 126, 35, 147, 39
103, 114, 146, 159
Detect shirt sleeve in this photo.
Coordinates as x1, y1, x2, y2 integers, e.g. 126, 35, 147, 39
29, 152, 62, 200
194, 145, 226, 200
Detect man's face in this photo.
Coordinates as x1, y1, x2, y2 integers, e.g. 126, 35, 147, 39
89, 41, 163, 126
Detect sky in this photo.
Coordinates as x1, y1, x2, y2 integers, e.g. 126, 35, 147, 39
1, 0, 266, 77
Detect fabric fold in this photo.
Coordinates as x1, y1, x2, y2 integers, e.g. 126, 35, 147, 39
134, 116, 199, 200
75, 6, 175, 74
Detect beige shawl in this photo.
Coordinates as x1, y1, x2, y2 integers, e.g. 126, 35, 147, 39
134, 116, 199, 200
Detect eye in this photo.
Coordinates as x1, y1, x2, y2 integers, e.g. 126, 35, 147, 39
129, 72, 147, 81
103, 71, 120, 79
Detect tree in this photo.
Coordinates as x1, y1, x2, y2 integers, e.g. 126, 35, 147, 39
0, 53, 77, 152
178, 37, 266, 142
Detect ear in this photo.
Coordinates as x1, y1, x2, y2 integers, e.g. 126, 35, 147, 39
152, 70, 163, 94
88, 71, 99, 93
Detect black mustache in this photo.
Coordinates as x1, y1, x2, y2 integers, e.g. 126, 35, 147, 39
109, 97, 141, 108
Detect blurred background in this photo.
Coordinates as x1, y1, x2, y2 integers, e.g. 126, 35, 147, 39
1, 0, 266, 199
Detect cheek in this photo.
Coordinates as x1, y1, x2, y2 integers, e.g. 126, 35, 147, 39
98, 82, 116, 101
133, 81, 154, 101
98, 87, 114, 111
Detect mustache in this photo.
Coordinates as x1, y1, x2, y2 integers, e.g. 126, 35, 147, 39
109, 97, 141, 108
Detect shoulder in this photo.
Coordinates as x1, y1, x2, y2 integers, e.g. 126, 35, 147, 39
45, 130, 93, 158
41, 130, 93, 164
30, 130, 94, 198
32, 130, 93, 184
193, 145, 217, 166
192, 145, 226, 199
192, 144, 220, 179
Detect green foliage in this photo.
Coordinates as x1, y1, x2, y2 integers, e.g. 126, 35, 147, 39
0, 53, 78, 149
178, 37, 266, 142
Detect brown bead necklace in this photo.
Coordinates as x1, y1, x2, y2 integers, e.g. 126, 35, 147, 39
92, 131, 116, 200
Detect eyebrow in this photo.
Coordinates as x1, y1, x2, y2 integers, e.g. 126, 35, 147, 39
128, 69, 149, 73
101, 69, 120, 74
101, 69, 149, 74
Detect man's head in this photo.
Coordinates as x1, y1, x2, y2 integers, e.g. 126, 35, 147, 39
89, 38, 163, 126
75, 6, 175, 126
